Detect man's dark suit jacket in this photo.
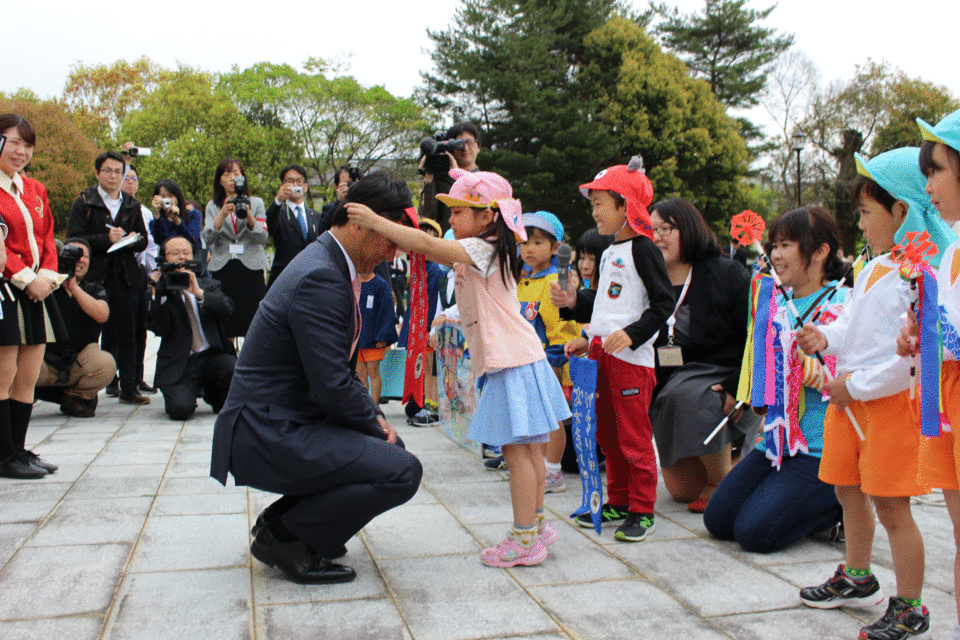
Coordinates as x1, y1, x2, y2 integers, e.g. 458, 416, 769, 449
148, 277, 236, 388
67, 187, 148, 288
210, 232, 385, 487
265, 200, 327, 288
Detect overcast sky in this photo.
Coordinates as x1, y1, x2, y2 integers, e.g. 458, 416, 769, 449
3, 0, 958, 113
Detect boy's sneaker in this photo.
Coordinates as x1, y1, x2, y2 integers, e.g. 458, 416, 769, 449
544, 470, 566, 493
480, 537, 547, 567
859, 597, 931, 640
407, 408, 439, 427
614, 512, 655, 542
483, 455, 507, 471
576, 503, 629, 528
799, 564, 885, 609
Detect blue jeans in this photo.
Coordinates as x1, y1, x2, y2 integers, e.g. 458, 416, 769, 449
703, 448, 841, 553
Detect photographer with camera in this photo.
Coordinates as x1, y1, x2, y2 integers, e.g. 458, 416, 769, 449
320, 165, 363, 223
417, 122, 482, 232
148, 236, 236, 420
265, 164, 324, 289
68, 151, 150, 405
204, 157, 268, 340
150, 179, 203, 260
35, 239, 116, 418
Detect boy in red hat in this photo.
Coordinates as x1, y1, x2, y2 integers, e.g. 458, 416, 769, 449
552, 156, 674, 541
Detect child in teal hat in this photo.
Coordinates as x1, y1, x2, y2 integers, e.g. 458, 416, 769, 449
796, 146, 948, 639
905, 108, 960, 640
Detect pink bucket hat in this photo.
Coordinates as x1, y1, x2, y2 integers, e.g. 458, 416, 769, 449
436, 169, 526, 241
578, 156, 654, 239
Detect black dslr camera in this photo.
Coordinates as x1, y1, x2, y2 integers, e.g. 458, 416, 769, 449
158, 260, 203, 292
230, 175, 250, 215
57, 245, 85, 279
419, 132, 466, 179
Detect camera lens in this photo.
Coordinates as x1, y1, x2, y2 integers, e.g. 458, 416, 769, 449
161, 198, 172, 209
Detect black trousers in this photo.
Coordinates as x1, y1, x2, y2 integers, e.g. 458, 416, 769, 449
248, 436, 422, 558
101, 286, 138, 392
160, 350, 236, 420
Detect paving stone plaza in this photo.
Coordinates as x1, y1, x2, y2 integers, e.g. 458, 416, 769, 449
0, 339, 955, 640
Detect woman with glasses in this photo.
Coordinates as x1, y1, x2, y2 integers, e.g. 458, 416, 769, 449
647, 198, 758, 513
203, 157, 267, 340
0, 114, 66, 478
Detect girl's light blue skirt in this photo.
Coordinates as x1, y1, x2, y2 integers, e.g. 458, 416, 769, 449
469, 357, 572, 447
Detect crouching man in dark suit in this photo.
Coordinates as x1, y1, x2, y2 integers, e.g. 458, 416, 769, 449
149, 237, 236, 420
210, 172, 422, 585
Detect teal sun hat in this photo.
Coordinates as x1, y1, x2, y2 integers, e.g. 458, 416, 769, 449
521, 211, 565, 243
855, 147, 957, 267
917, 108, 960, 154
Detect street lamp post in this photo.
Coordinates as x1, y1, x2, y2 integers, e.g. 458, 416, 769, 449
792, 132, 806, 207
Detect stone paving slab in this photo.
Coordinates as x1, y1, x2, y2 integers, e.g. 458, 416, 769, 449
1, 341, 957, 639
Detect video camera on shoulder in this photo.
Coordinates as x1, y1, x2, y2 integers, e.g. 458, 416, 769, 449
418, 132, 466, 179
125, 146, 151, 157
158, 260, 203, 292
229, 176, 250, 215
57, 245, 85, 279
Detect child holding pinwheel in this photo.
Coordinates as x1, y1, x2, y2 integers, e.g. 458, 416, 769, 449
899, 109, 960, 640
796, 147, 956, 640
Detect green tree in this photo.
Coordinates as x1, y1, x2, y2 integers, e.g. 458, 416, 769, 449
220, 59, 429, 201
421, 2, 749, 239
800, 59, 958, 252
0, 91, 100, 235
62, 57, 170, 148
651, 0, 793, 138
582, 17, 750, 236
119, 66, 299, 207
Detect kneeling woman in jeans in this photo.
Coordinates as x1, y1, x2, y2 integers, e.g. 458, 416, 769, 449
703, 207, 846, 553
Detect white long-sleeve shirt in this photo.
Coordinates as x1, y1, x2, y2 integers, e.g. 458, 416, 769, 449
820, 254, 911, 401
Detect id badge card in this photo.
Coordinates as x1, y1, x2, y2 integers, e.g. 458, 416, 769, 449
229, 243, 245, 255
657, 345, 683, 367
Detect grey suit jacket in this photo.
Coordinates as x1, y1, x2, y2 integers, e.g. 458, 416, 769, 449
203, 197, 269, 271
210, 232, 384, 487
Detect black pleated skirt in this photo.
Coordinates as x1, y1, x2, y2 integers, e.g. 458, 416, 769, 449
212, 260, 266, 338
12, 281, 67, 345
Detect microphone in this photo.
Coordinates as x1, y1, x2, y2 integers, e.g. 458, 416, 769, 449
557, 243, 572, 293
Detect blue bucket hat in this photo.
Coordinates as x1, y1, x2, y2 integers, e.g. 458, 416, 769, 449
521, 211, 564, 243
917, 108, 960, 154
856, 147, 957, 266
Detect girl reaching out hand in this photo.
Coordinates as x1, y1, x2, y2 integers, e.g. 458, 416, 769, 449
347, 169, 571, 567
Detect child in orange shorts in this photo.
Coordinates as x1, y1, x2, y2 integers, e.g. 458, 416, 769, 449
796, 146, 954, 639
900, 109, 960, 640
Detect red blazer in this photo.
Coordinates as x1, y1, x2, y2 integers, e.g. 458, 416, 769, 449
0, 176, 58, 284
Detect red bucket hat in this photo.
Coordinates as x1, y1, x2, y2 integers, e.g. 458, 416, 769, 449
578, 156, 654, 239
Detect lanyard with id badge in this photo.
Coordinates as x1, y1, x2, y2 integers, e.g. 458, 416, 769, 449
656, 267, 692, 368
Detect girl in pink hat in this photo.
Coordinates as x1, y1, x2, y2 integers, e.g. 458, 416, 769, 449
347, 169, 571, 567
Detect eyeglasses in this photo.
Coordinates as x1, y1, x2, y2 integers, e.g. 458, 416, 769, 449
283, 178, 306, 185
653, 225, 677, 237
123, 176, 139, 182
99, 168, 125, 176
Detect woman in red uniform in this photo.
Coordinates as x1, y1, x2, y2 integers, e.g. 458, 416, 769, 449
0, 114, 66, 479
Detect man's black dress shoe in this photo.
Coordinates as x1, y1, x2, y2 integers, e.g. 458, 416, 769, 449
250, 528, 356, 584
251, 508, 347, 559
1, 453, 47, 479
138, 380, 158, 394
105, 380, 120, 397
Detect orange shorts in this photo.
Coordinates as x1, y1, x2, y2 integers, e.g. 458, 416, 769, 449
819, 388, 930, 497
917, 360, 960, 490
357, 348, 386, 363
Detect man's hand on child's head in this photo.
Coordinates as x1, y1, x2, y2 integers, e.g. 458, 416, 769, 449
796, 323, 827, 355
896, 311, 919, 357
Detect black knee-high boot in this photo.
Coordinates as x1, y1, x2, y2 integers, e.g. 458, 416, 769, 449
0, 399, 14, 461
9, 399, 33, 453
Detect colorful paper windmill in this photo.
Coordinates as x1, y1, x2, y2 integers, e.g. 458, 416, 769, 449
891, 231, 938, 279
730, 210, 766, 245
